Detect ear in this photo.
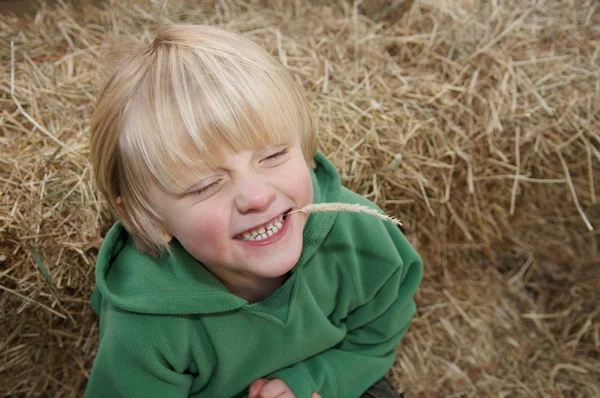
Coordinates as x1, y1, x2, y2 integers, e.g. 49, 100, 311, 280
115, 196, 128, 220
157, 229, 174, 245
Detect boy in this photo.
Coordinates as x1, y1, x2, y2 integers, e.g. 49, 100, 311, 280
86, 24, 422, 398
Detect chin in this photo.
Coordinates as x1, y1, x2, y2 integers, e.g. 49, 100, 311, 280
260, 247, 302, 278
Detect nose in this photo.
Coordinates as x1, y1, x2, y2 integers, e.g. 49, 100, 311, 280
234, 175, 276, 214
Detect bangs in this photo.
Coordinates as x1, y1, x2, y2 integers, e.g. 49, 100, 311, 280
119, 36, 312, 194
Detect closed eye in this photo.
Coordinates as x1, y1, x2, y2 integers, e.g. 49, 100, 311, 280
262, 148, 289, 162
185, 180, 220, 197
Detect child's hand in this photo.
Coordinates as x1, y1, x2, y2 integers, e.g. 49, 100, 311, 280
248, 378, 292, 398
248, 378, 321, 398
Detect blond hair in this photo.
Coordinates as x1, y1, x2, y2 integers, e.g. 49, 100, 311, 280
90, 24, 316, 255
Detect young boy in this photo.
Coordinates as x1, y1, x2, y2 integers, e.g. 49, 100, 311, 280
86, 24, 422, 398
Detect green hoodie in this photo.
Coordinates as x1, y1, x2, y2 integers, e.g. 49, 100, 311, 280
85, 152, 422, 398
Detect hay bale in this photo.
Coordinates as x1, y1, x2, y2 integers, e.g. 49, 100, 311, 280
1, 0, 598, 396
359, 0, 415, 24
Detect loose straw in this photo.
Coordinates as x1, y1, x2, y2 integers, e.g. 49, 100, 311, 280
289, 203, 403, 226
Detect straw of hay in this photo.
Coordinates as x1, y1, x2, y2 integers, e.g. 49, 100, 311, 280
290, 203, 403, 226
0, 0, 599, 396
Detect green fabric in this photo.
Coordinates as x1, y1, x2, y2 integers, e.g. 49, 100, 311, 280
85, 152, 423, 398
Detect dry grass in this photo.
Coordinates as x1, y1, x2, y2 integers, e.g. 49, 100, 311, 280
1, 0, 599, 396
291, 203, 404, 226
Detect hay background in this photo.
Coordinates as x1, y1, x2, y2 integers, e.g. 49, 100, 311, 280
1, 0, 599, 396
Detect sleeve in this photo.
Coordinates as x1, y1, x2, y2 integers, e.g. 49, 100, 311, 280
269, 226, 423, 398
84, 306, 196, 398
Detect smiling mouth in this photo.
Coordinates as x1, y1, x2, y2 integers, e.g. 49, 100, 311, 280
235, 209, 291, 241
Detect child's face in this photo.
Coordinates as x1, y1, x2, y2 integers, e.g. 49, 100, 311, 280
149, 140, 313, 287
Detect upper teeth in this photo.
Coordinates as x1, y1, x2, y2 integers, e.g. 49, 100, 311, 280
241, 215, 284, 241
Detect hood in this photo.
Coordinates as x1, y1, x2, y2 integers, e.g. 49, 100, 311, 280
94, 152, 341, 315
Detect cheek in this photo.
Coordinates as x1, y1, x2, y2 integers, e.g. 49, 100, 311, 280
285, 165, 313, 204
302, 172, 314, 203
174, 208, 234, 265
176, 207, 231, 246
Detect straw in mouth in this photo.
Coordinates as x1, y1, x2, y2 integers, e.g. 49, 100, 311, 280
287, 203, 402, 226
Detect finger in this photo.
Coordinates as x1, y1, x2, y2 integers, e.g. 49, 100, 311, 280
311, 394, 321, 398
258, 379, 290, 398
249, 378, 268, 398
275, 393, 296, 398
